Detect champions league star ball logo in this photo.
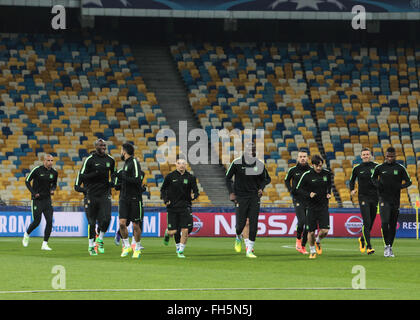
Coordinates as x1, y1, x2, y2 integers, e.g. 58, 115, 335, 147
83, 0, 131, 7
270, 0, 345, 10
191, 215, 203, 235
344, 215, 364, 235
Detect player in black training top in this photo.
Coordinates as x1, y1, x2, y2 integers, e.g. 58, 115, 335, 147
371, 147, 412, 258
79, 139, 115, 256
349, 147, 379, 255
285, 148, 311, 254
117, 143, 146, 259
22, 154, 58, 251
160, 155, 199, 258
295, 155, 332, 259
113, 159, 146, 251
226, 142, 271, 258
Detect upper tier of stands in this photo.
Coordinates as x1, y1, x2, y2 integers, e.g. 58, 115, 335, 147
0, 34, 417, 208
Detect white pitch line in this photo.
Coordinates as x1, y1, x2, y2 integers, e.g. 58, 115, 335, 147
0, 287, 387, 294
282, 245, 352, 252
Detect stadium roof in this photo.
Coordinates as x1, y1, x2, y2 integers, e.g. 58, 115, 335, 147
0, 0, 419, 20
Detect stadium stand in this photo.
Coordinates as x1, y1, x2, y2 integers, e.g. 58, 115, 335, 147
171, 41, 420, 208
170, 42, 323, 207
0, 33, 209, 206
0, 32, 418, 208
302, 43, 420, 208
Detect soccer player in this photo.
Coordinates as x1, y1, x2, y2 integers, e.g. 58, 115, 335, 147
79, 139, 115, 255
285, 149, 311, 254
371, 147, 412, 258
349, 148, 379, 255
117, 143, 145, 259
295, 155, 332, 259
226, 142, 271, 258
22, 154, 58, 251
160, 155, 199, 258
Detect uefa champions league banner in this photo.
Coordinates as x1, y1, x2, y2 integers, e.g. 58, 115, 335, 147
82, 0, 420, 12
396, 213, 419, 238
0, 211, 160, 237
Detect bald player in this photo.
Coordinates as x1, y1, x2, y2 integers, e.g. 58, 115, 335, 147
226, 142, 271, 258
22, 154, 58, 250
160, 155, 199, 258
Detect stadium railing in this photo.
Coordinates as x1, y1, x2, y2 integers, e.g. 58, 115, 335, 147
0, 199, 392, 210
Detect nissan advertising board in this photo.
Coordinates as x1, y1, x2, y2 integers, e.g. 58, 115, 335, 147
159, 212, 383, 238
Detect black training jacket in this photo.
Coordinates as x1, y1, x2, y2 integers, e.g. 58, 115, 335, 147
371, 161, 412, 205
349, 161, 379, 200
284, 163, 311, 204
79, 152, 115, 198
115, 156, 145, 201
294, 168, 332, 209
25, 165, 58, 200
160, 170, 199, 209
225, 156, 271, 198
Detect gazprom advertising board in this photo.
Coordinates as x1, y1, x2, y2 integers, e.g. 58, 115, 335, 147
0, 211, 160, 237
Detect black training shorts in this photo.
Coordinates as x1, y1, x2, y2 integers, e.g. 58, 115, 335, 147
306, 205, 330, 232
167, 207, 193, 231
119, 198, 144, 223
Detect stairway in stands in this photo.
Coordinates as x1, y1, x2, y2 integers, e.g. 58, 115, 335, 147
298, 47, 343, 208
132, 45, 232, 206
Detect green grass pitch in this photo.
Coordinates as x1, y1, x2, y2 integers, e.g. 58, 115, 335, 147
1, 237, 419, 300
